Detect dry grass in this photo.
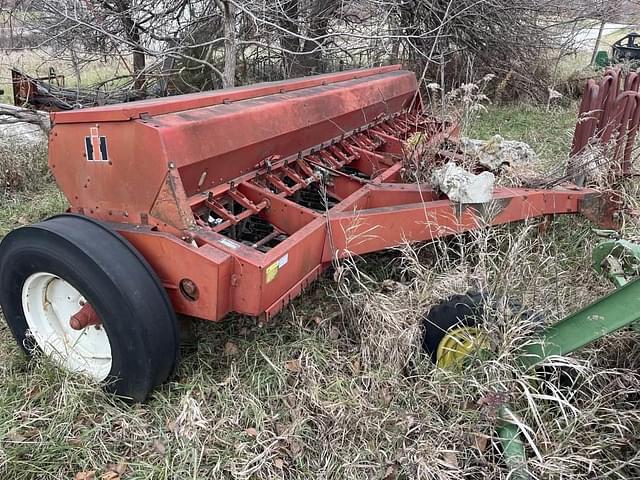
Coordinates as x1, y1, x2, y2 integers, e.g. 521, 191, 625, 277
331, 217, 640, 479
0, 102, 639, 479
0, 131, 49, 194
0, 215, 638, 479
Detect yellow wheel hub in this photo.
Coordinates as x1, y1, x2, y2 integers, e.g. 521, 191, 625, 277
436, 326, 488, 369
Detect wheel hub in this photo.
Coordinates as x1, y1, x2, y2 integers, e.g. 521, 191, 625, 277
21, 272, 112, 381
436, 326, 488, 369
69, 303, 102, 330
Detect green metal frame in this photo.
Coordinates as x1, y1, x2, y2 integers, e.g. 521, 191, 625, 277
521, 276, 640, 366
497, 235, 640, 478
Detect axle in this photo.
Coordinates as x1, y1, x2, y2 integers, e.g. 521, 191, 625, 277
69, 303, 102, 331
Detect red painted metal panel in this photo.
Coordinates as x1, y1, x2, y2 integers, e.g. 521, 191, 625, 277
50, 69, 418, 228
51, 65, 403, 124
325, 188, 585, 259
160, 70, 418, 195
116, 225, 232, 321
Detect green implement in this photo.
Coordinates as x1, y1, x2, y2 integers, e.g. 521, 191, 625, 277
521, 276, 640, 367
499, 235, 640, 479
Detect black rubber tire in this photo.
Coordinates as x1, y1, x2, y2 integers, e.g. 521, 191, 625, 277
0, 214, 179, 402
421, 292, 486, 362
422, 292, 546, 365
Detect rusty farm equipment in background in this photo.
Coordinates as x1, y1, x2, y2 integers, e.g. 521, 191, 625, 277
0, 65, 627, 401
11, 68, 144, 111
572, 67, 640, 182
11, 68, 68, 111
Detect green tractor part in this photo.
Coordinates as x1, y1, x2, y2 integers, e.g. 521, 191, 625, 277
591, 230, 640, 288
520, 276, 640, 366
594, 50, 609, 68
497, 234, 640, 478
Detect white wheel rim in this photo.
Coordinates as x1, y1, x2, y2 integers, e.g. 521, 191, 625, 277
21, 272, 112, 382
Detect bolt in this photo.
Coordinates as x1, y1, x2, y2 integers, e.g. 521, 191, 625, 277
179, 278, 199, 301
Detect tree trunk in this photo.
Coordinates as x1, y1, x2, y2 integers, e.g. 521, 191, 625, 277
298, 16, 329, 76
132, 47, 146, 91
590, 19, 606, 66
216, 0, 237, 88
297, 0, 337, 76
105, 1, 146, 92
278, 0, 301, 77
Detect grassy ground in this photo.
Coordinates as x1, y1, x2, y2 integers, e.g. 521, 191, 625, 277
0, 103, 639, 479
466, 104, 578, 166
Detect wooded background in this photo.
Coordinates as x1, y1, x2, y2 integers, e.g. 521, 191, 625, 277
1, 1, 638, 101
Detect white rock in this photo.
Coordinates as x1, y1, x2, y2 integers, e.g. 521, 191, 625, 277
0, 105, 49, 147
431, 162, 495, 204
460, 135, 538, 171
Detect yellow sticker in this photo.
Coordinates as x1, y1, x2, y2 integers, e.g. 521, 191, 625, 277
266, 262, 279, 283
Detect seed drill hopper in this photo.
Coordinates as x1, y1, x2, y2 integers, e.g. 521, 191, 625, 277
0, 66, 622, 400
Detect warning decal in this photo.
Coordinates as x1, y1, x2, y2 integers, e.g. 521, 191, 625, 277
85, 127, 109, 162
277, 254, 289, 268
266, 262, 279, 283
266, 254, 289, 283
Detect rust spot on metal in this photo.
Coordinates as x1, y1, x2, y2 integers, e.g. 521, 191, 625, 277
149, 171, 196, 229
454, 197, 511, 223
579, 191, 622, 230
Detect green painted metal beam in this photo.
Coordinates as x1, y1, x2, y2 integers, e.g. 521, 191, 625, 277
470, 236, 640, 479
496, 407, 529, 480
520, 277, 640, 368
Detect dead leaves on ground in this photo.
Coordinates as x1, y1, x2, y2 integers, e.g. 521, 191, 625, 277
224, 341, 239, 356
284, 358, 301, 373
74, 473, 95, 480
242, 422, 306, 468
151, 439, 166, 455
74, 463, 128, 480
